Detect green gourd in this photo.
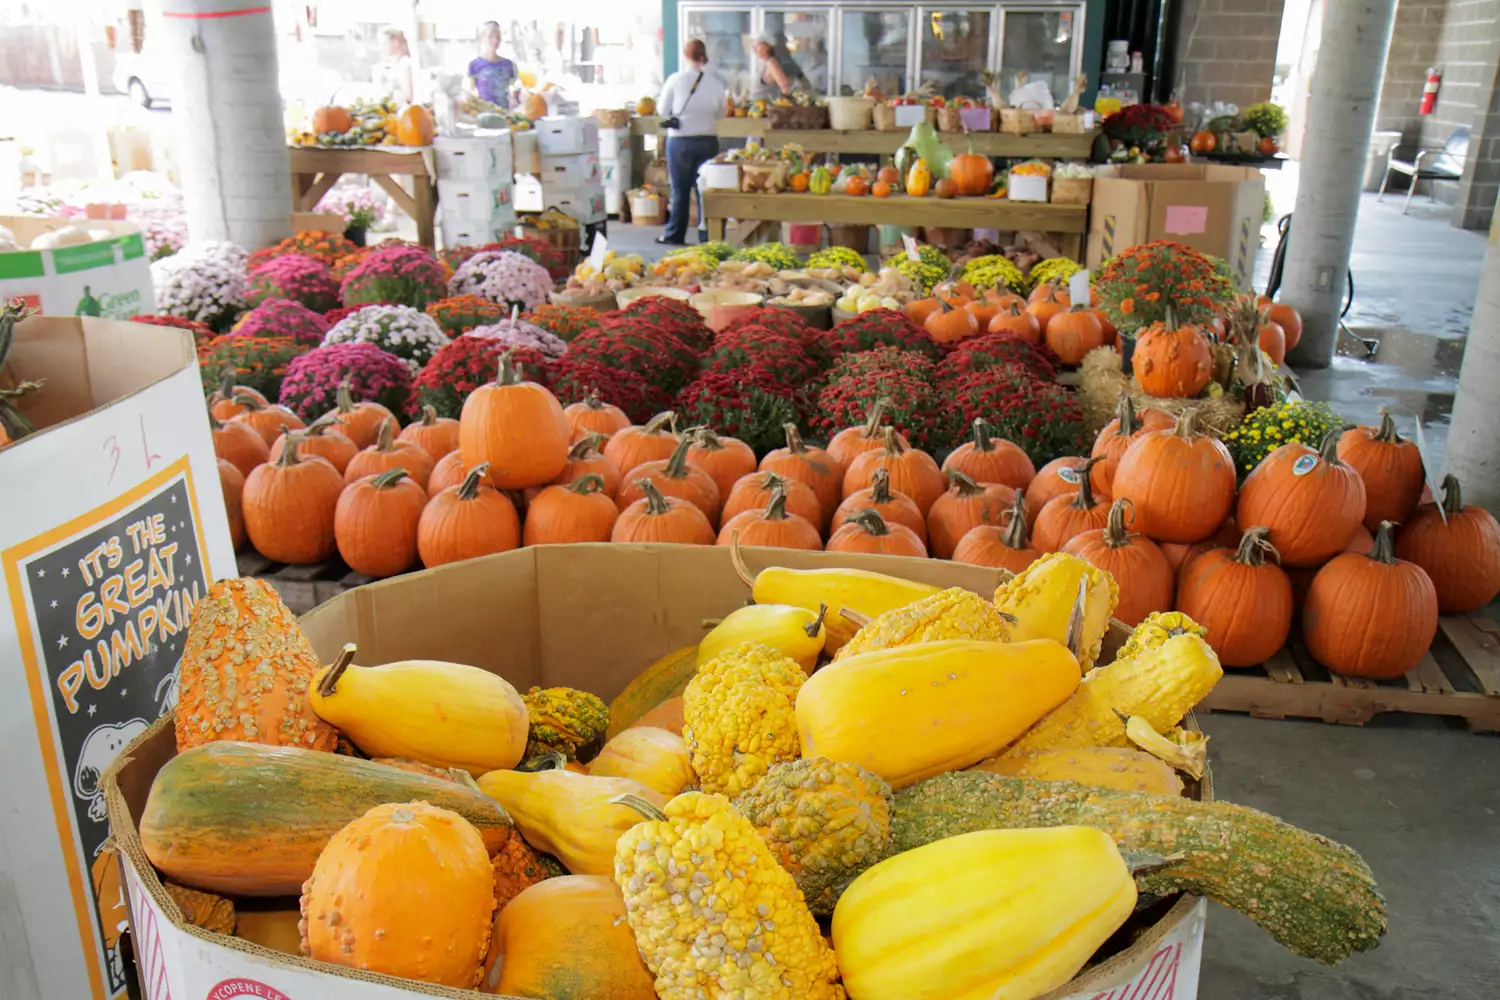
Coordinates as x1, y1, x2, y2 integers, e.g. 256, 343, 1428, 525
894, 121, 953, 179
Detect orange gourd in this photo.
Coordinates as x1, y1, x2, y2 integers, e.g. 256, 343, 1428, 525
924, 298, 981, 344
242, 433, 344, 564
826, 398, 908, 469
231, 396, 305, 446
933, 177, 958, 199
926, 471, 1016, 560
842, 427, 946, 517
631, 696, 685, 736
825, 508, 927, 557
845, 176, 870, 197
611, 479, 715, 545
427, 450, 467, 495
603, 411, 679, 479
399, 405, 461, 459
210, 409, 270, 477
717, 482, 822, 551
271, 417, 358, 474
345, 418, 435, 491
564, 389, 632, 441
1025, 287, 1067, 339
615, 435, 721, 523
523, 474, 620, 545
545, 433, 621, 499
1045, 304, 1106, 366
219, 458, 246, 550
949, 147, 995, 196
1258, 296, 1303, 351
588, 727, 695, 797
1032, 456, 1110, 553
1395, 474, 1500, 613
1337, 411, 1424, 531
1112, 408, 1237, 544
986, 300, 1041, 343
872, 181, 893, 198
1236, 429, 1367, 567
952, 491, 1040, 573
209, 372, 267, 420
417, 462, 521, 567
1089, 394, 1156, 496
877, 165, 901, 185
334, 468, 426, 577
324, 382, 397, 449
1024, 456, 1092, 529
1177, 526, 1293, 667
721, 471, 824, 532
1134, 314, 1214, 398
760, 423, 844, 523
1063, 499, 1175, 626
830, 467, 926, 545
460, 350, 570, 490
395, 104, 436, 146
688, 427, 758, 500
905, 157, 933, 197
790, 172, 811, 193
942, 418, 1036, 489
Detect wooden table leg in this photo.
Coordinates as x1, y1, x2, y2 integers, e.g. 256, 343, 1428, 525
708, 216, 726, 241
412, 176, 436, 249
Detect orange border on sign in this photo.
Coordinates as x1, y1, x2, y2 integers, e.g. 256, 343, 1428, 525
2, 456, 213, 1000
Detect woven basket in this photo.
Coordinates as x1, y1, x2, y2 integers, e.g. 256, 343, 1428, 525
767, 105, 830, 130
872, 104, 898, 131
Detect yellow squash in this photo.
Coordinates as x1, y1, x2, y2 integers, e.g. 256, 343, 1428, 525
968, 746, 1184, 796
476, 762, 665, 876
308, 645, 528, 775
700, 603, 828, 673
993, 553, 1118, 671
588, 726, 697, 797
832, 826, 1136, 1000
834, 587, 1009, 660
796, 639, 1080, 789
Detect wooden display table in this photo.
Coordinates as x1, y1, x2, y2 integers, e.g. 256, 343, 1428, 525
631, 116, 1100, 159
702, 191, 1088, 261
288, 147, 438, 248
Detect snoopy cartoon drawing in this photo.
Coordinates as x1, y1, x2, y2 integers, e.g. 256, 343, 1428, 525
75, 719, 147, 822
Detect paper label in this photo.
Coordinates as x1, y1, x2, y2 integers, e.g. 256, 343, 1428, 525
1057, 465, 1083, 485
1163, 204, 1209, 235
1068, 270, 1091, 306
903, 235, 921, 262
587, 233, 608, 271
1291, 454, 1319, 477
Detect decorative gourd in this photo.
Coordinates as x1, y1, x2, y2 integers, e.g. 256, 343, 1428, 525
459, 350, 570, 489
952, 491, 1040, 572
242, 434, 344, 564
948, 145, 995, 196
139, 742, 513, 895
717, 483, 822, 551
1337, 411, 1424, 531
344, 417, 435, 491
230, 395, 305, 446
564, 389, 631, 442
394, 103, 436, 146
1024, 456, 1090, 529
987, 300, 1042, 342
633, 697, 684, 735
827, 398, 908, 469
1113, 408, 1237, 543
311, 104, 352, 134
701, 603, 827, 673
1236, 429, 1366, 567
427, 449, 467, 494
334, 468, 426, 576
826, 507, 928, 558
1395, 474, 1500, 613
398, 404, 461, 459
602, 410, 678, 479
843, 426, 945, 516
1304, 522, 1438, 679
270, 417, 358, 474
905, 157, 933, 197
831, 467, 926, 544
483, 876, 657, 999
993, 552, 1118, 671
417, 462, 521, 567
1177, 526, 1293, 666
588, 727, 696, 797
300, 801, 492, 988
219, 459, 246, 549
1032, 455, 1109, 552
1134, 312, 1213, 397
722, 470, 824, 534
1088, 394, 1170, 496
941, 418, 1036, 490
968, 746, 1184, 796
476, 759, 667, 875
1062, 499, 1175, 626
614, 435, 721, 522
925, 471, 1014, 560
797, 639, 1080, 789
522, 686, 610, 762
683, 643, 806, 795
687, 427, 758, 499
734, 757, 893, 916
1045, 304, 1106, 366
606, 647, 697, 738
835, 587, 1010, 660
523, 474, 619, 544
210, 409, 270, 477
761, 423, 844, 523
487, 833, 561, 918
310, 644, 530, 773
611, 479, 716, 544
324, 381, 396, 449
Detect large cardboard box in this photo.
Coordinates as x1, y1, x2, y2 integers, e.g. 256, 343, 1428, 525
103, 545, 1207, 1000
1087, 164, 1266, 286
0, 217, 156, 319
1, 317, 237, 1000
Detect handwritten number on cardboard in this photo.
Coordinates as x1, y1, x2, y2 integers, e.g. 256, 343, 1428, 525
103, 436, 121, 485
140, 415, 161, 470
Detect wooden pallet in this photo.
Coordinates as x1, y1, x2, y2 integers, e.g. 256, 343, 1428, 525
237, 551, 378, 615
1201, 613, 1500, 733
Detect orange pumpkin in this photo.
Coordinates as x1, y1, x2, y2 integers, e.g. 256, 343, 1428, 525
324, 382, 396, 449
830, 466, 926, 545
1236, 429, 1367, 567
334, 468, 427, 577
1111, 408, 1237, 544
722, 471, 824, 533
933, 177, 958, 199
986, 301, 1042, 343
826, 398, 908, 469
825, 507, 927, 557
717, 481, 822, 551
209, 372, 268, 421
417, 462, 521, 567
1189, 130, 1217, 154
614, 435, 721, 523
311, 105, 352, 134
399, 405, 461, 459
1032, 456, 1110, 553
459, 350, 570, 490
924, 299, 980, 344
845, 176, 870, 197
271, 417, 358, 474
872, 181, 893, 198
843, 427, 946, 516
428, 450, 467, 495
345, 418, 435, 491
631, 696, 685, 735
231, 396, 305, 446
1133, 316, 1213, 398
1337, 411, 1424, 531
687, 427, 758, 500
1027, 281, 1069, 306
952, 491, 1040, 573
1159, 517, 1239, 574
790, 172, 811, 193
210, 409, 270, 477
242, 434, 344, 564
876, 165, 901, 185
564, 389, 632, 441
1024, 456, 1092, 530
1177, 526, 1293, 667
603, 411, 679, 480
611, 479, 715, 544
1045, 304, 1106, 366
905, 296, 946, 328
1025, 287, 1067, 339
949, 149, 994, 197
1089, 394, 1161, 496
1257, 319, 1286, 366
1395, 474, 1500, 613
1258, 296, 1303, 351
523, 474, 621, 545
761, 423, 844, 523
538, 433, 621, 499
219, 458, 246, 550
942, 418, 1036, 490
926, 471, 1015, 560
395, 104, 436, 146
1063, 499, 1175, 626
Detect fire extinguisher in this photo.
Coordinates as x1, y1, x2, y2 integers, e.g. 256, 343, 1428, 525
1421, 68, 1442, 115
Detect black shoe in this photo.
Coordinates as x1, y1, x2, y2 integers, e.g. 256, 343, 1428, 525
655, 235, 687, 245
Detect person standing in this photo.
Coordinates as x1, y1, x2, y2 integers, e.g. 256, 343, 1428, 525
752, 37, 795, 100
655, 39, 727, 246
378, 28, 414, 105
469, 21, 517, 109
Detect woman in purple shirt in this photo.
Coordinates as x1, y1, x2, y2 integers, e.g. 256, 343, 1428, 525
469, 21, 517, 109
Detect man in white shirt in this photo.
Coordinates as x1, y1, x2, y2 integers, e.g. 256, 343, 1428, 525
655, 39, 728, 245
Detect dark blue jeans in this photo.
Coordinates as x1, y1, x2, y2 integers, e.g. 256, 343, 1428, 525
664, 134, 718, 242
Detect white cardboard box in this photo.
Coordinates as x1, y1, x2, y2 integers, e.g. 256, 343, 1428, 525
433, 132, 513, 181
545, 185, 607, 224
0, 217, 155, 319
699, 162, 740, 191
597, 126, 629, 162
441, 213, 517, 248
513, 173, 545, 213
602, 159, 631, 195
512, 131, 542, 174
538, 151, 601, 187
1009, 175, 1050, 202
535, 115, 600, 156
605, 184, 624, 215
437, 179, 512, 221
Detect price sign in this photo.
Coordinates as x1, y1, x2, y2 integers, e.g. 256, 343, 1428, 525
1412, 416, 1447, 524
1068, 269, 1091, 308
587, 232, 608, 272
903, 235, 921, 262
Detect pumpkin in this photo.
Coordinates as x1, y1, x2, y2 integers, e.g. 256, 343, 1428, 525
632, 696, 685, 735
1303, 522, 1439, 679
826, 398, 908, 469
588, 727, 696, 797
923, 298, 980, 344
603, 410, 679, 479
831, 466, 926, 545
942, 418, 1036, 489
399, 404, 461, 459
300, 801, 493, 988
1062, 499, 1174, 626
723, 470, 824, 533
826, 508, 928, 557
790, 171, 811, 192
311, 104, 352, 134
953, 491, 1040, 573
843, 427, 946, 516
1024, 457, 1091, 529
272, 416, 358, 475
1025, 287, 1067, 338
877, 165, 901, 185
1177, 526, 1293, 666
395, 103, 436, 146
905, 157, 933, 197
718, 481, 822, 551
760, 423, 844, 523
460, 350, 570, 489
1258, 319, 1286, 365
1032, 456, 1110, 553
523, 474, 619, 545
1258, 296, 1304, 351
1159, 516, 1239, 573
688, 427, 758, 499
333, 468, 426, 576
210, 409, 270, 477
846, 175, 871, 197
1111, 408, 1237, 543
140, 742, 511, 895
564, 388, 631, 441
345, 417, 435, 491
242, 434, 344, 564
1027, 281, 1068, 305
1236, 428, 1366, 567
1337, 411, 1424, 531
1395, 474, 1500, 613
905, 295, 945, 328
986, 300, 1041, 342
230, 395, 304, 446
949, 148, 994, 196
1134, 314, 1214, 398
615, 435, 721, 522
612, 479, 716, 544
417, 462, 521, 567
872, 180, 893, 197
543, 433, 621, 498
483, 876, 656, 999
427, 449, 467, 494
219, 458, 246, 549
927, 471, 1015, 560
1088, 393, 1167, 496
324, 381, 396, 449
1045, 304, 1106, 366
208, 371, 267, 420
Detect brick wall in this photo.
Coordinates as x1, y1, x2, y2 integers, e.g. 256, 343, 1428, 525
1172, 0, 1287, 112
1376, 0, 1446, 139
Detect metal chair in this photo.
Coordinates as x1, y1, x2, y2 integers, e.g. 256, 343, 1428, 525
1378, 128, 1469, 214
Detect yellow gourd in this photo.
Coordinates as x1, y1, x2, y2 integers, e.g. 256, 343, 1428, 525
700, 603, 828, 673
905, 157, 933, 198
831, 827, 1136, 1000
606, 646, 698, 738
993, 552, 1119, 671
795, 639, 1080, 789
476, 760, 666, 876
588, 727, 697, 797
833, 587, 1009, 660
968, 746, 1184, 796
309, 645, 528, 775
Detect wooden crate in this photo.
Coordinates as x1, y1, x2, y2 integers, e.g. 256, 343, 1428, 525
1201, 613, 1500, 734
237, 551, 377, 616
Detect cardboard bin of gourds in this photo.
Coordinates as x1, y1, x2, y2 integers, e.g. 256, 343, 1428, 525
136, 540, 1389, 999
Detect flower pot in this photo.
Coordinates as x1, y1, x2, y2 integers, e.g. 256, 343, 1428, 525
343, 225, 367, 246
1119, 335, 1137, 374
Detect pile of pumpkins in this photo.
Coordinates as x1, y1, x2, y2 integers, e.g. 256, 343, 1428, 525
787, 121, 999, 198
294, 101, 435, 148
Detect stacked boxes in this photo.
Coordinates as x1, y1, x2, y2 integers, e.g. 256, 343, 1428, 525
598, 126, 632, 216
533, 116, 606, 224
434, 131, 516, 247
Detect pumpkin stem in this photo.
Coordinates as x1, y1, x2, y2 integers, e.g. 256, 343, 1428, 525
419, 404, 439, 427
839, 606, 872, 628
762, 481, 792, 520
567, 433, 606, 459
316, 643, 358, 697
862, 398, 890, 438
1173, 408, 1200, 439
1368, 521, 1400, 564
971, 418, 995, 453
1320, 426, 1353, 465
274, 430, 305, 466
496, 350, 524, 386
608, 793, 668, 822
1441, 473, 1464, 515
662, 435, 693, 479
692, 426, 724, 451
947, 469, 984, 497
232, 394, 264, 411
1112, 392, 1138, 437
1071, 456, 1104, 510
782, 423, 807, 455
1102, 498, 1134, 549
1233, 525, 1279, 566
582, 388, 603, 411
566, 473, 606, 495
639, 479, 673, 515
880, 425, 906, 457
1001, 490, 1030, 550
730, 531, 756, 588
869, 467, 894, 504
804, 602, 829, 638
457, 462, 491, 500
644, 410, 677, 435
516, 752, 568, 773
336, 380, 356, 415
370, 467, 409, 490
371, 417, 397, 453
303, 414, 340, 437
1370, 409, 1404, 444
848, 507, 891, 536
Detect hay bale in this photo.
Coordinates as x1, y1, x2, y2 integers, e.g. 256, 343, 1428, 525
1076, 347, 1244, 437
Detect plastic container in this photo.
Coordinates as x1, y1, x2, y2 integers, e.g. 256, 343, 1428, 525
691, 289, 764, 331
783, 222, 823, 255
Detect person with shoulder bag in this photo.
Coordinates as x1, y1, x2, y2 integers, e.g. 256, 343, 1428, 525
655, 39, 727, 245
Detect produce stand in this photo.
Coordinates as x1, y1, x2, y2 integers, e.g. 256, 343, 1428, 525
631, 115, 1101, 159
287, 147, 437, 248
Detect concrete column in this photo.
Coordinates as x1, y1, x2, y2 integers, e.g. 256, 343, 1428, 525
156, 0, 291, 248
1282, 0, 1400, 368
1443, 203, 1500, 506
